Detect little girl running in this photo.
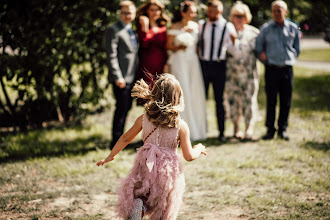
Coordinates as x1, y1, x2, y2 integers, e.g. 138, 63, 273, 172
96, 73, 207, 220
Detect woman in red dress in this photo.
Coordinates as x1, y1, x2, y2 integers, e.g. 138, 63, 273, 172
136, 0, 169, 104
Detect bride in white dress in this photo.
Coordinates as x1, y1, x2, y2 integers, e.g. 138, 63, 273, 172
166, 1, 207, 141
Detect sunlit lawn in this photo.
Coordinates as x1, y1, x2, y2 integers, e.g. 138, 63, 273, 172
298, 48, 330, 62
0, 66, 329, 219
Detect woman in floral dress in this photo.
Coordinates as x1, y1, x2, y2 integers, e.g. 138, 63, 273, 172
226, 1, 260, 140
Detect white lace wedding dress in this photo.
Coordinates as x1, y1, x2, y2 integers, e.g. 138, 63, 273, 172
167, 21, 207, 141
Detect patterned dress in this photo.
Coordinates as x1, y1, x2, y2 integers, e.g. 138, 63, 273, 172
117, 114, 185, 220
225, 24, 260, 125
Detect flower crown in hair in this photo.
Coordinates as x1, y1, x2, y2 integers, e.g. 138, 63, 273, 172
180, 2, 185, 11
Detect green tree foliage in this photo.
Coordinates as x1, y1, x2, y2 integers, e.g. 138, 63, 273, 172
0, 0, 121, 130
166, 0, 328, 32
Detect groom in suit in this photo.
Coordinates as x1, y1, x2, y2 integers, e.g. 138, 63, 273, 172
198, 0, 232, 141
105, 1, 138, 149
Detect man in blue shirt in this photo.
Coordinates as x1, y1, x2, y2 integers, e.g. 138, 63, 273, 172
255, 0, 300, 140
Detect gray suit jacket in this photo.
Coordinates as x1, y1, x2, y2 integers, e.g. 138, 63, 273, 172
105, 21, 138, 84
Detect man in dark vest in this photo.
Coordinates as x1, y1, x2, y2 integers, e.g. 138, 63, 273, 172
198, 0, 233, 141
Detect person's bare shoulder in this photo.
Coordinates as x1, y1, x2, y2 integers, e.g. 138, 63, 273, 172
179, 119, 189, 134
170, 22, 182, 30
136, 114, 144, 123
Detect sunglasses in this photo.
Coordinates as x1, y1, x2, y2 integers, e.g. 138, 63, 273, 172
121, 11, 133, 15
233, 14, 245, 19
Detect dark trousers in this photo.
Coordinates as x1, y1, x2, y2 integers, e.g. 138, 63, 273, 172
200, 60, 226, 134
265, 65, 293, 133
111, 83, 133, 148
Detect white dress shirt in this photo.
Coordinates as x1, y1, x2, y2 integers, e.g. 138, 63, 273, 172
198, 16, 232, 61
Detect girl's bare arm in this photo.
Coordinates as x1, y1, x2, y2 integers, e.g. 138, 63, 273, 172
179, 121, 207, 161
96, 114, 143, 166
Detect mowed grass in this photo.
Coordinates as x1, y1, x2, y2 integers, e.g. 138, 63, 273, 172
0, 67, 329, 219
298, 48, 330, 62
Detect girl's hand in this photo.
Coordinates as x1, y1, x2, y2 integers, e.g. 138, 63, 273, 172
96, 160, 106, 166
194, 143, 207, 156
96, 156, 115, 166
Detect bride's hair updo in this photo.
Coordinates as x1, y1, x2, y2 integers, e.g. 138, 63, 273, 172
172, 1, 195, 23
131, 73, 184, 128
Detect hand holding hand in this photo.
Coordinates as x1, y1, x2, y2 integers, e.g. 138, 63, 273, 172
230, 32, 237, 44
260, 51, 267, 62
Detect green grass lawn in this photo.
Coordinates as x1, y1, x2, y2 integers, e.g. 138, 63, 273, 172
0, 66, 329, 219
299, 48, 330, 62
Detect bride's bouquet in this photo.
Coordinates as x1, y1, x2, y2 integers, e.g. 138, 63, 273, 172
174, 32, 195, 48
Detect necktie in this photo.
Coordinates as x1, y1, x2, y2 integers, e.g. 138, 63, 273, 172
210, 23, 216, 61
127, 28, 137, 49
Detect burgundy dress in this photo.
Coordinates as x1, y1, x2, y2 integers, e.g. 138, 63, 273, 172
137, 24, 168, 89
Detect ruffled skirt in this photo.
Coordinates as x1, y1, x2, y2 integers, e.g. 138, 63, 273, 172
116, 143, 185, 220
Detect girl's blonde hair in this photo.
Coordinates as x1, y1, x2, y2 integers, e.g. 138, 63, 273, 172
132, 74, 184, 128
229, 1, 252, 24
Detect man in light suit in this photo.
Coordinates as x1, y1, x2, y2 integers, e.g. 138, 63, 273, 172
105, 1, 138, 149
198, 0, 232, 141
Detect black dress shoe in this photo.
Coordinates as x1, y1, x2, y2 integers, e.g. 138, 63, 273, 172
262, 131, 275, 140
278, 131, 289, 141
218, 133, 226, 142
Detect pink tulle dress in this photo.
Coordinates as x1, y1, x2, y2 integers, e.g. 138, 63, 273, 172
117, 113, 185, 219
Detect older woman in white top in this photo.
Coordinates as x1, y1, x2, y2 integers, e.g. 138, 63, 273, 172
225, 1, 260, 140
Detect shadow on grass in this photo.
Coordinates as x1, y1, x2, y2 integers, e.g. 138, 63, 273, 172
0, 134, 144, 163
196, 136, 260, 147
0, 136, 105, 163
302, 141, 330, 152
